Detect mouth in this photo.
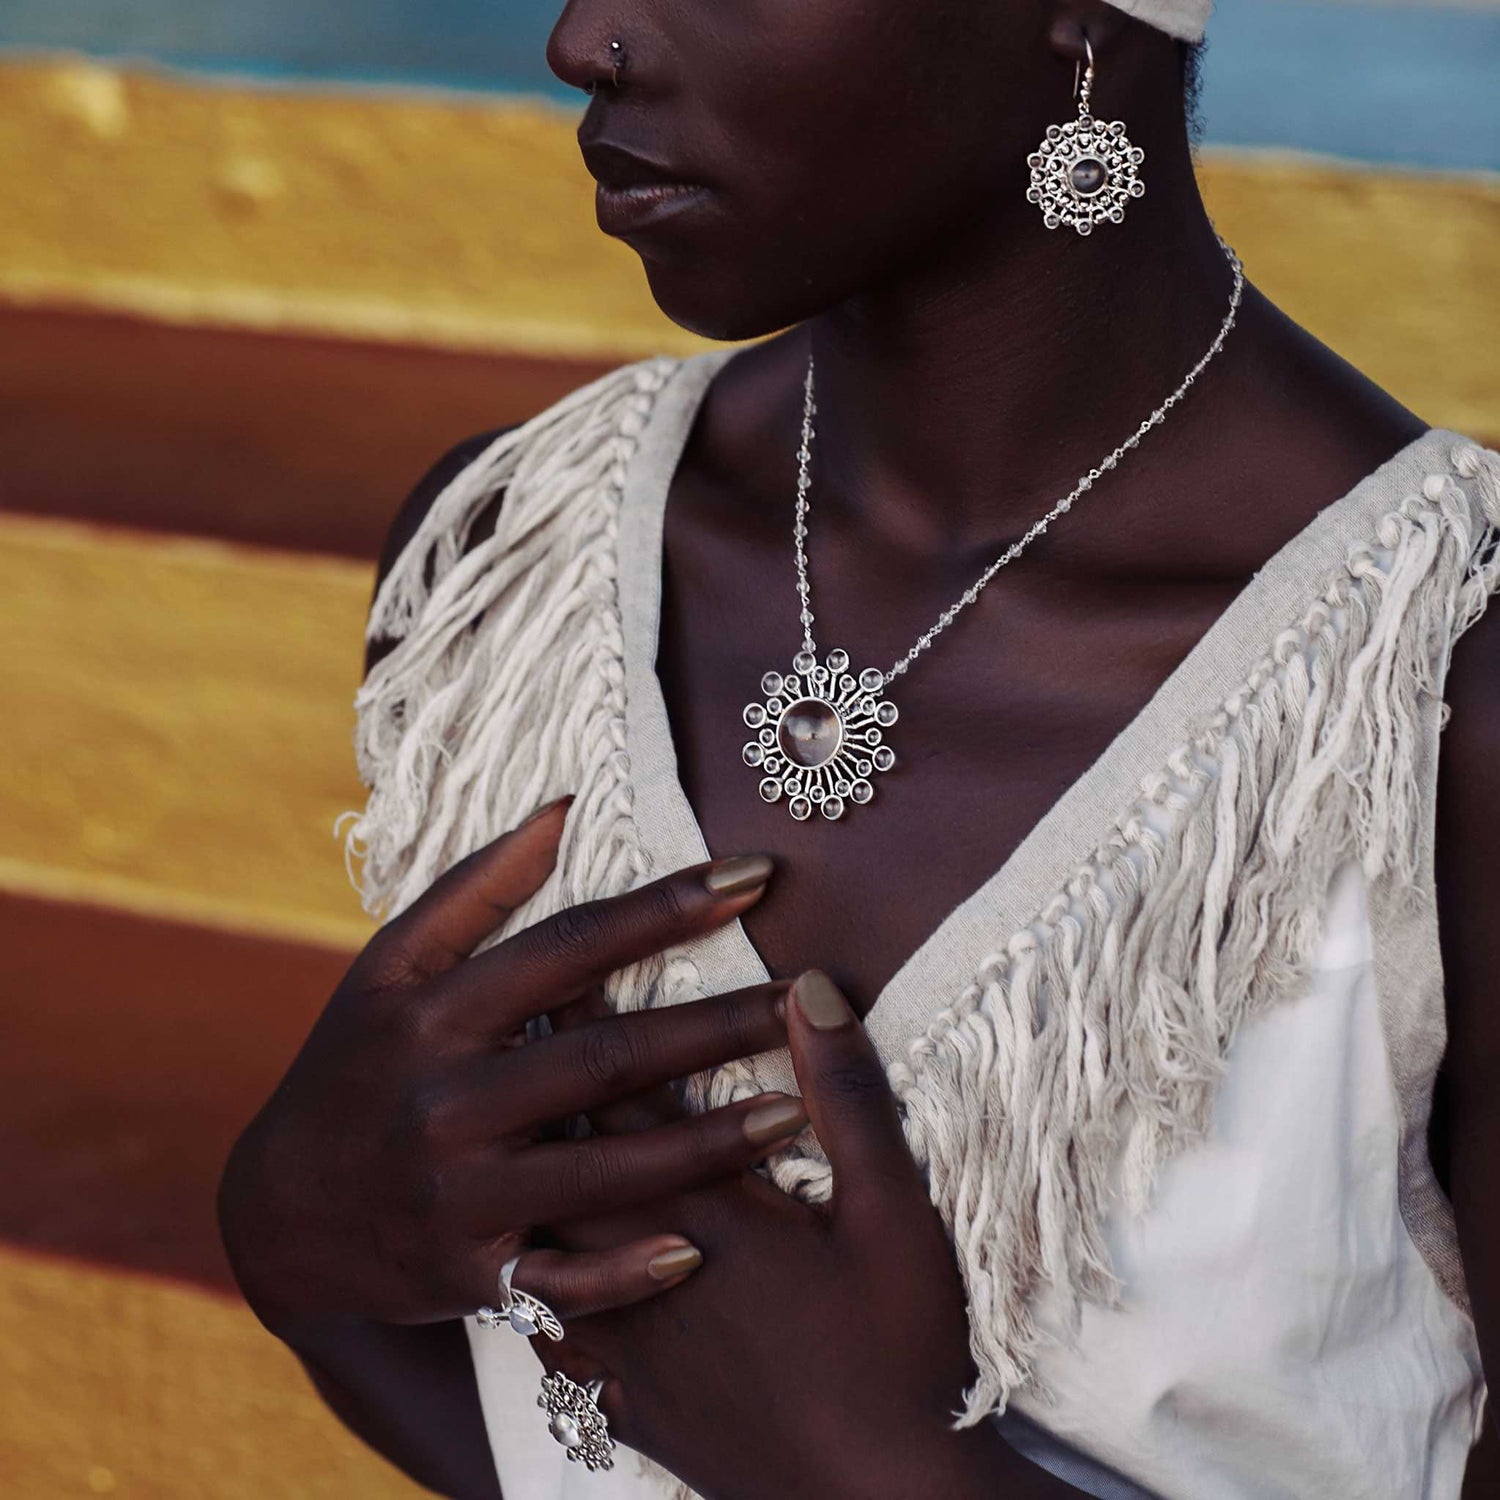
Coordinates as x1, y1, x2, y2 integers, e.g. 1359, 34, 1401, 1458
580, 139, 711, 236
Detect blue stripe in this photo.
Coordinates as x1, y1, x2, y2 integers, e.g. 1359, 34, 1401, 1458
1, 0, 1495, 171
1204, 0, 1498, 170
0, 0, 565, 99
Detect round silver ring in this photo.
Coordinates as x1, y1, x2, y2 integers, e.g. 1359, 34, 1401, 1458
538, 1370, 615, 1472
475, 1254, 564, 1341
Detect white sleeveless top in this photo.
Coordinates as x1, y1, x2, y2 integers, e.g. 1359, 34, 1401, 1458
349, 351, 1499, 1499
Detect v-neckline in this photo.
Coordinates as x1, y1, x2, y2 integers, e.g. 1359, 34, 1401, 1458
614, 347, 1454, 1089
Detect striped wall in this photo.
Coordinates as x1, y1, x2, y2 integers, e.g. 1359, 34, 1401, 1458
2, 0, 1496, 167
0, 3, 1494, 1496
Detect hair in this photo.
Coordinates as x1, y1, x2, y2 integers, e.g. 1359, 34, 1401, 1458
1181, 38, 1208, 148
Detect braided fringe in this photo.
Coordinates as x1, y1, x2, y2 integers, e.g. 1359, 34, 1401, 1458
346, 356, 679, 951
889, 440, 1500, 1425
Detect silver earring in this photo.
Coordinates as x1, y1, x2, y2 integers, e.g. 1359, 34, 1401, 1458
1026, 34, 1145, 235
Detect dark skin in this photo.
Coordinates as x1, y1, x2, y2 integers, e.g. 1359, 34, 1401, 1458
219, 0, 1499, 1494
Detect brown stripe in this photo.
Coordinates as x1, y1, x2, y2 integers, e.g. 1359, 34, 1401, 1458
0, 889, 352, 1291
0, 302, 612, 558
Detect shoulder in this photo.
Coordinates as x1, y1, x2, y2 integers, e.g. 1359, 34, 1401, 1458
366, 428, 513, 674
1436, 551, 1500, 930
363, 354, 689, 675
374, 428, 514, 595
1433, 433, 1500, 1050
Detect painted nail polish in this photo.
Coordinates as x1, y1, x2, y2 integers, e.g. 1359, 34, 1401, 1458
522, 794, 573, 826
742, 1095, 808, 1146
702, 853, 774, 897
794, 969, 853, 1031
647, 1244, 703, 1282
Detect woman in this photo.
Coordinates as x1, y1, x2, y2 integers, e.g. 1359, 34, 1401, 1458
218, 1, 1500, 1496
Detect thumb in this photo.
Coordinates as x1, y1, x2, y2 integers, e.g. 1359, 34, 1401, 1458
786, 969, 926, 1222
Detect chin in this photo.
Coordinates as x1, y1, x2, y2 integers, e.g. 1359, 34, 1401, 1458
634, 261, 776, 343
636, 251, 852, 346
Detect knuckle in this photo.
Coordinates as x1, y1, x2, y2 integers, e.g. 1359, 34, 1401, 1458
388, 1082, 455, 1151
577, 1257, 622, 1314
356, 936, 426, 993
387, 992, 443, 1047
538, 900, 607, 967
682, 1117, 729, 1178
713, 988, 756, 1048
819, 1057, 891, 1116
560, 1146, 622, 1212
640, 877, 690, 931
577, 1023, 639, 1092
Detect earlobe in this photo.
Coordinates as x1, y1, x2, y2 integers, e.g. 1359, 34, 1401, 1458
1047, 3, 1130, 61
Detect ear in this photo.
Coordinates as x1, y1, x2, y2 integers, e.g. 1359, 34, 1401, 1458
1047, 1, 1134, 61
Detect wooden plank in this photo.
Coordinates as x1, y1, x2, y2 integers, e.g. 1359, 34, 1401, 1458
0, 513, 376, 945
0, 1242, 423, 1498
0, 55, 1493, 440
0, 889, 352, 1291
0, 302, 608, 558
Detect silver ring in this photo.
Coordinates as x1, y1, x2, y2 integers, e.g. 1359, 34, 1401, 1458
475, 1254, 564, 1341
538, 1371, 615, 1471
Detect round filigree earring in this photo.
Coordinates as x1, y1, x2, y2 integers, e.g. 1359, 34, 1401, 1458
1026, 33, 1145, 235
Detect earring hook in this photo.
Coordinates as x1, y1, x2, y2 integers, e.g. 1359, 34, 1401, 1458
1072, 32, 1096, 114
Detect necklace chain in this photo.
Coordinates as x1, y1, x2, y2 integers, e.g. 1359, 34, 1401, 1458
793, 234, 1245, 686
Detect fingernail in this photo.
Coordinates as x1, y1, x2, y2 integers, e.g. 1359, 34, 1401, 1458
647, 1244, 703, 1282
794, 969, 853, 1031
742, 1094, 808, 1146
522, 794, 574, 826
773, 983, 791, 1021
702, 853, 774, 898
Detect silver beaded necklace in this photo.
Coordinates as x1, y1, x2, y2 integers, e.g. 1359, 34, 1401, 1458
740, 234, 1244, 823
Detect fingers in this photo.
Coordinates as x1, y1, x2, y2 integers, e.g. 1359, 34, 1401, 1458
454, 1094, 807, 1231
547, 990, 684, 1135
450, 852, 776, 1034
354, 796, 574, 988
501, 1237, 703, 1324
785, 969, 927, 1222
447, 980, 792, 1137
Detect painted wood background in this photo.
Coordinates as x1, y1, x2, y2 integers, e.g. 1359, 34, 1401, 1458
0, 3, 1494, 1495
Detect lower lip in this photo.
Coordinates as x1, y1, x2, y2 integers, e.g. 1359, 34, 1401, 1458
595, 182, 710, 236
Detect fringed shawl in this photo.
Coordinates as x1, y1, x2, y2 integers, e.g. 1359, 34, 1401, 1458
346, 351, 1500, 1429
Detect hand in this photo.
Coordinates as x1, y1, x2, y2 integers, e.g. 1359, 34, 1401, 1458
216, 796, 810, 1339
536, 970, 1021, 1500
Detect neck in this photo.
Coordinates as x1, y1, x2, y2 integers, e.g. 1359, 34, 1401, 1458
805, 113, 1238, 551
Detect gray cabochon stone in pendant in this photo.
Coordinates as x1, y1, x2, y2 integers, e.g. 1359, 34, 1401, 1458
778, 698, 843, 767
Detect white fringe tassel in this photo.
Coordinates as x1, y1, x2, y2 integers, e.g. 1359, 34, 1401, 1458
897, 439, 1500, 1423
345, 359, 1500, 1459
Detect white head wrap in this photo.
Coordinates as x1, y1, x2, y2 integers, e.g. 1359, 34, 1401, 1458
1106, 0, 1211, 42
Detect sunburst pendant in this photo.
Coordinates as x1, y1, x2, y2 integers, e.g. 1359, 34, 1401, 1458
741, 647, 898, 822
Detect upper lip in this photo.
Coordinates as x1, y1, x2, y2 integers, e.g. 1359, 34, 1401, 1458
579, 139, 697, 192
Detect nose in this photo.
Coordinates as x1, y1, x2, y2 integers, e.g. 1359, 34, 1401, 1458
547, 0, 623, 96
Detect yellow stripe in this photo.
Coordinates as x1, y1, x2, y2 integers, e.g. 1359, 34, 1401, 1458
1197, 148, 1499, 441
0, 514, 375, 947
0, 55, 695, 361
0, 56, 1496, 435
0, 1243, 422, 1498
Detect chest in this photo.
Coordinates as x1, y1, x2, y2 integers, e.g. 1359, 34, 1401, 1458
655, 478, 1252, 1012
